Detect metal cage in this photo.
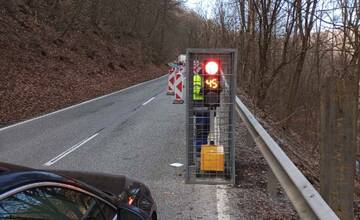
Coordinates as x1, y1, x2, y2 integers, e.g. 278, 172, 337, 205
185, 48, 237, 184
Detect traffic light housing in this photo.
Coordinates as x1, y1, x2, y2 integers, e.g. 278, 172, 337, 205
203, 59, 221, 107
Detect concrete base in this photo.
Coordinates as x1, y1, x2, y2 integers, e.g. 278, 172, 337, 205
167, 92, 175, 96
173, 100, 184, 104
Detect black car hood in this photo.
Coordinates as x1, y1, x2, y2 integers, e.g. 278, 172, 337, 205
0, 163, 155, 217
51, 170, 141, 197
0, 162, 142, 198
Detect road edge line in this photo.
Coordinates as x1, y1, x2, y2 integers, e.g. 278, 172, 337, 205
216, 186, 231, 220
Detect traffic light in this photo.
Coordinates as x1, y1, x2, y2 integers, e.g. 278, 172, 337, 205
203, 59, 221, 107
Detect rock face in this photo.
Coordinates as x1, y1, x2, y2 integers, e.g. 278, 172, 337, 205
0, 1, 166, 125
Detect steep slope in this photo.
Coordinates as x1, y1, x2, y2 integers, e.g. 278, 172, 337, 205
0, 1, 166, 125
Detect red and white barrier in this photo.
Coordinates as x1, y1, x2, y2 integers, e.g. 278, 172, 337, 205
173, 69, 184, 104
194, 60, 201, 74
167, 67, 176, 95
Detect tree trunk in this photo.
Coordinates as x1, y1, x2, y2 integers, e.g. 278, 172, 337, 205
285, 47, 307, 123
320, 77, 357, 220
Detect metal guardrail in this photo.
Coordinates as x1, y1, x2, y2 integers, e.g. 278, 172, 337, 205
235, 96, 339, 220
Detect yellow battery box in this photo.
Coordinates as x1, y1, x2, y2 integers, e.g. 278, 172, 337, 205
200, 144, 224, 172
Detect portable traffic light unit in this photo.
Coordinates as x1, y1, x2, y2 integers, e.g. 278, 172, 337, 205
185, 49, 237, 185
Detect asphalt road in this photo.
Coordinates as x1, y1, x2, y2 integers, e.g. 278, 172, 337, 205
0, 75, 244, 219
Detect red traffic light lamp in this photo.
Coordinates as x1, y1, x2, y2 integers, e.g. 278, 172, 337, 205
205, 61, 219, 75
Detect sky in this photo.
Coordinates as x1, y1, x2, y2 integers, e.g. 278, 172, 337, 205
185, 0, 216, 18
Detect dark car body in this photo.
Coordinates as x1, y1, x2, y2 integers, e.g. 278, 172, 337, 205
0, 162, 157, 220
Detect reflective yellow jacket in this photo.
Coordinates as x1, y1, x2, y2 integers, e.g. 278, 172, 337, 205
193, 74, 204, 101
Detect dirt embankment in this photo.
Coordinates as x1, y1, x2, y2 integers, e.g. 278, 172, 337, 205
0, 2, 166, 126
233, 116, 298, 219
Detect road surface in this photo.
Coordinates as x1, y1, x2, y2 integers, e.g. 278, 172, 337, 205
0, 75, 243, 219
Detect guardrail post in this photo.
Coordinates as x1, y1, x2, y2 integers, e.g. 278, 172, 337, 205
245, 130, 256, 148
267, 170, 278, 199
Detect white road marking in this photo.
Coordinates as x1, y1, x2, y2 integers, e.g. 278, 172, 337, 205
170, 163, 184, 167
0, 75, 167, 132
217, 186, 231, 220
43, 132, 99, 166
142, 97, 155, 106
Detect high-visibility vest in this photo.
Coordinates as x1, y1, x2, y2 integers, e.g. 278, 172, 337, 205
193, 74, 204, 101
